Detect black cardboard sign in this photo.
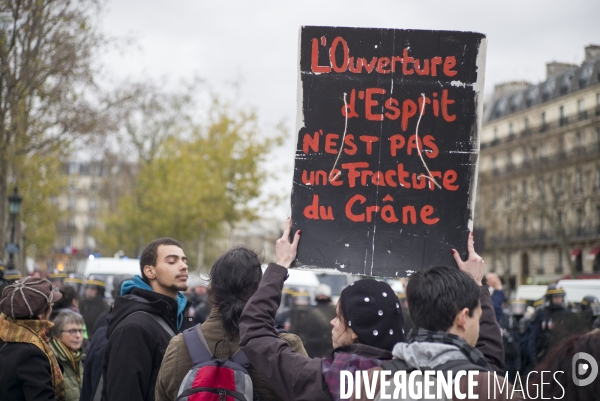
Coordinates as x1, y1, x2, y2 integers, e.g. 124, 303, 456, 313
291, 26, 487, 277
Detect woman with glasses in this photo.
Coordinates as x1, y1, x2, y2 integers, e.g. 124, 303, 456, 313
50, 312, 85, 401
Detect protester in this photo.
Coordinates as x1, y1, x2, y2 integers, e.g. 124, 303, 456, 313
49, 312, 85, 401
239, 221, 504, 400
155, 246, 307, 401
371, 262, 517, 401
80, 274, 132, 401
487, 272, 505, 323
0, 277, 65, 401
101, 238, 193, 401
527, 330, 600, 400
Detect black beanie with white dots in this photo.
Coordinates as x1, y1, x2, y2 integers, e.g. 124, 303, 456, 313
340, 279, 405, 351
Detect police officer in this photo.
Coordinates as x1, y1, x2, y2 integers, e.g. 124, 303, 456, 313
63, 272, 84, 294
291, 284, 337, 358
580, 295, 600, 330
48, 269, 67, 289
4, 269, 22, 284
528, 284, 571, 366
79, 275, 109, 339
502, 299, 526, 382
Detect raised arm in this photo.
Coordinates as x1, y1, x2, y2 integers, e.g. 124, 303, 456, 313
452, 232, 505, 372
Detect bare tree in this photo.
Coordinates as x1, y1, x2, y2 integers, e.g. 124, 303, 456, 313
0, 0, 108, 262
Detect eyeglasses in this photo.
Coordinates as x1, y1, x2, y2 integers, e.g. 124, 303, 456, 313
61, 329, 83, 336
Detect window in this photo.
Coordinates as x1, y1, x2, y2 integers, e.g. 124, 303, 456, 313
541, 111, 546, 127
576, 132, 582, 149
580, 65, 593, 87
68, 162, 80, 175
491, 155, 496, 171
506, 151, 513, 166
538, 180, 545, 200
559, 105, 566, 125
68, 197, 75, 210
509, 122, 514, 136
539, 250, 546, 274
88, 217, 96, 229
522, 180, 528, 198
557, 249, 564, 272
575, 170, 583, 193
595, 166, 600, 190
89, 198, 96, 210
539, 215, 545, 234
506, 186, 512, 206
596, 205, 600, 230
577, 208, 584, 232
67, 217, 75, 228
522, 216, 528, 235
66, 236, 72, 247
524, 117, 529, 130
493, 127, 498, 140
578, 99, 585, 113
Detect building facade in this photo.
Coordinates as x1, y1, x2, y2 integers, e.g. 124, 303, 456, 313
476, 45, 600, 290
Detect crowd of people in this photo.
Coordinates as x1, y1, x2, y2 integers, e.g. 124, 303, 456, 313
0, 219, 599, 400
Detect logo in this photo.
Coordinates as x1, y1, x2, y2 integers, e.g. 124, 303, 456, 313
572, 352, 598, 386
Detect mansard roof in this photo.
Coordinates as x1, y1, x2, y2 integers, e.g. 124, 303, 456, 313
484, 55, 600, 123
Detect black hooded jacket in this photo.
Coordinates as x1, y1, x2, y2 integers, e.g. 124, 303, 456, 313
101, 288, 192, 401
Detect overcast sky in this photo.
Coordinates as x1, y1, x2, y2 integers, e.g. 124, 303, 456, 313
100, 0, 600, 220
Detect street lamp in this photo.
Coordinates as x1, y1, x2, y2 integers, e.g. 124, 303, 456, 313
6, 186, 23, 270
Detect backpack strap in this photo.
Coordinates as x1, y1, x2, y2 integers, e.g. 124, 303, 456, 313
183, 325, 213, 366
183, 325, 251, 369
125, 311, 176, 337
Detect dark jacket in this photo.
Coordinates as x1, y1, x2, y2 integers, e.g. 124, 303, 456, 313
80, 314, 109, 401
0, 340, 57, 401
80, 297, 109, 339
101, 289, 192, 401
155, 308, 308, 401
239, 264, 393, 401
240, 264, 505, 401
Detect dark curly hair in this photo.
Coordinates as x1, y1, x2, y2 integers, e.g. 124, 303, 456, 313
207, 246, 263, 338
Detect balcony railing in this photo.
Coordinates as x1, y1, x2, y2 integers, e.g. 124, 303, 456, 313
489, 144, 600, 177
483, 105, 600, 149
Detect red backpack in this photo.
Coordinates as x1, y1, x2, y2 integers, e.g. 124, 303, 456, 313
177, 326, 253, 401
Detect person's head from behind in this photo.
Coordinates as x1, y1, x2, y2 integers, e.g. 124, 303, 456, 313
140, 237, 188, 298
0, 277, 61, 320
407, 266, 481, 347
111, 274, 134, 299
54, 285, 79, 309
208, 246, 263, 338
529, 330, 600, 399
50, 311, 84, 351
332, 279, 405, 351
315, 284, 332, 304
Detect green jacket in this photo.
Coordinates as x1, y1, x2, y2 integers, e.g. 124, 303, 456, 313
50, 342, 84, 401
155, 308, 308, 401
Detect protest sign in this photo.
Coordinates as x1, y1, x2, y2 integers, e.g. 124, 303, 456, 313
290, 26, 487, 277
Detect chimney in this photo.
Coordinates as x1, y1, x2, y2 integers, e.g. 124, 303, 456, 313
585, 44, 600, 61
546, 61, 577, 79
492, 81, 531, 100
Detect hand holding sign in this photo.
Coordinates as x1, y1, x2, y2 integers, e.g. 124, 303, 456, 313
276, 218, 301, 269
452, 232, 484, 286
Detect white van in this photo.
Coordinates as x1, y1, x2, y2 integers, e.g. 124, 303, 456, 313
77, 257, 140, 299
314, 271, 354, 304
556, 279, 600, 303
515, 285, 548, 302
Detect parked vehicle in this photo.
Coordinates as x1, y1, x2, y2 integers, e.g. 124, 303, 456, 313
556, 279, 600, 303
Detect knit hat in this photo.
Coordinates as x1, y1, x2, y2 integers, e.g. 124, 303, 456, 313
340, 279, 405, 351
0, 277, 62, 318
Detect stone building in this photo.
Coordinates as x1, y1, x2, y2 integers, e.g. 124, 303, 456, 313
476, 45, 600, 289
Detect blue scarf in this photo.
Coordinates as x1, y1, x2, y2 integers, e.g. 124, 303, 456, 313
121, 275, 188, 331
